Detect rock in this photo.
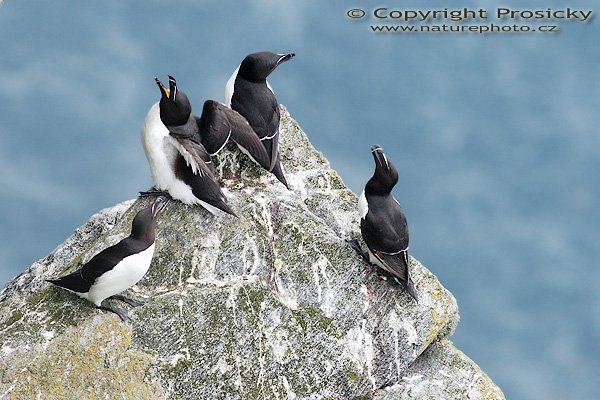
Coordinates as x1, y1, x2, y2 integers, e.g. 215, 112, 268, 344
0, 107, 503, 399
373, 339, 504, 400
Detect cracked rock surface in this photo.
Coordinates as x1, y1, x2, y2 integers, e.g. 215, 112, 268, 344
0, 107, 504, 399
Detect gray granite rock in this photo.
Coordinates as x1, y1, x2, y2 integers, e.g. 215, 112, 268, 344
0, 107, 501, 399
373, 339, 505, 400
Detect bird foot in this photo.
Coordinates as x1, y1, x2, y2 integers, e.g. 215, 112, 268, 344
109, 294, 146, 307
97, 305, 130, 322
139, 187, 172, 199
216, 177, 235, 189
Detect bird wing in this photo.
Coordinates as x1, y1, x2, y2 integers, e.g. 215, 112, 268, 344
390, 197, 410, 246
371, 249, 409, 282
79, 239, 144, 283
171, 154, 237, 216
166, 116, 201, 142
371, 250, 418, 302
360, 208, 407, 255
47, 270, 91, 293
195, 100, 233, 156
168, 135, 215, 177
256, 103, 281, 170
230, 80, 279, 140
360, 196, 417, 301
216, 103, 272, 170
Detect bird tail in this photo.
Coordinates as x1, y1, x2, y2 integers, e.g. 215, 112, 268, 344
374, 250, 419, 304
270, 157, 290, 190
46, 270, 88, 293
405, 277, 419, 304
216, 201, 238, 217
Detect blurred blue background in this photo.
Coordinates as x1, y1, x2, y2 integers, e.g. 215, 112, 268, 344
1, 1, 598, 398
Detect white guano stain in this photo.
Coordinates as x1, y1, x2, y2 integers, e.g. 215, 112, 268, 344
212, 356, 233, 375
360, 285, 370, 313
270, 259, 299, 310
178, 298, 184, 318
312, 256, 334, 317
281, 375, 296, 399
343, 319, 376, 388
242, 239, 261, 275
168, 348, 190, 367
0, 383, 16, 399
255, 195, 274, 239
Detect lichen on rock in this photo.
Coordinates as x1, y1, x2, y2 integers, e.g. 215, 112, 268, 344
0, 107, 503, 399
373, 339, 505, 400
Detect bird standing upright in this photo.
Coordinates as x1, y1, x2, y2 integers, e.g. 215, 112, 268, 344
47, 197, 168, 321
140, 76, 236, 216
348, 145, 418, 303
225, 51, 295, 189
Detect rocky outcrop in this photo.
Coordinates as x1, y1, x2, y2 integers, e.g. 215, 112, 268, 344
0, 107, 504, 399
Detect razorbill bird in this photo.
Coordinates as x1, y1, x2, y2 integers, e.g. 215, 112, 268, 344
47, 197, 168, 321
225, 51, 295, 189
140, 75, 236, 216
348, 145, 418, 303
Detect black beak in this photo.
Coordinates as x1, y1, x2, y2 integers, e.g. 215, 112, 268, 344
155, 77, 170, 99
276, 53, 295, 65
151, 196, 169, 218
371, 145, 390, 171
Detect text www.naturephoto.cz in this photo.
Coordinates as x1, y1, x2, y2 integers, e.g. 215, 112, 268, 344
370, 23, 558, 34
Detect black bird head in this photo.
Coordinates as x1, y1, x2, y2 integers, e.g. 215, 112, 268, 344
155, 75, 192, 126
365, 145, 399, 195
130, 196, 168, 242
238, 51, 295, 82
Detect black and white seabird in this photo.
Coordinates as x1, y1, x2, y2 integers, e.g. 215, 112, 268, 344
348, 145, 418, 303
47, 197, 168, 321
225, 51, 295, 189
140, 75, 236, 216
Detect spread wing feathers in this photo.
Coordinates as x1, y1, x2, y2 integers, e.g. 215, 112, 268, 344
168, 135, 214, 177
218, 104, 272, 170
372, 250, 418, 302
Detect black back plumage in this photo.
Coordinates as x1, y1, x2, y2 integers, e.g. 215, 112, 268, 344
231, 74, 280, 142
47, 200, 164, 294
360, 145, 418, 302
230, 52, 294, 188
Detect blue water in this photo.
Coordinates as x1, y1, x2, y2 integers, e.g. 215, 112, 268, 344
1, 1, 598, 398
